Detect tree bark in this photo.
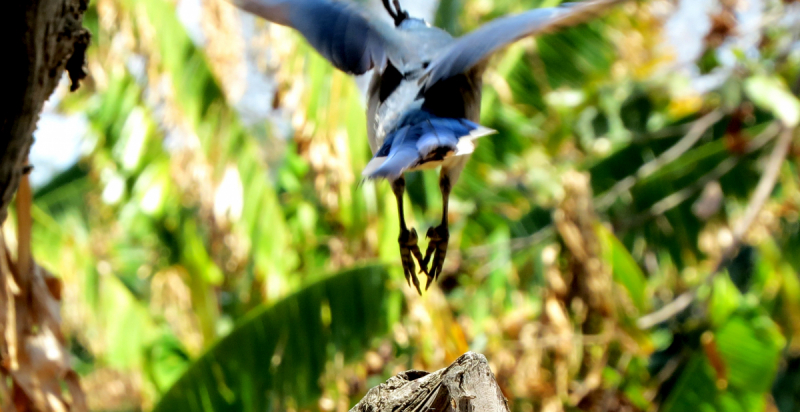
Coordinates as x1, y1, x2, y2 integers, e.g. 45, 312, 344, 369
0, 1, 89, 410
0, 0, 89, 224
350, 352, 510, 412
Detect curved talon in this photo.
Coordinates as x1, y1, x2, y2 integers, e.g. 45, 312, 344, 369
399, 227, 426, 294
423, 224, 449, 289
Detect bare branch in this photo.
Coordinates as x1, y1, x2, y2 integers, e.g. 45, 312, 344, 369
731, 127, 795, 241
636, 291, 694, 330
595, 110, 725, 210
464, 112, 727, 263
466, 225, 555, 260
622, 121, 781, 230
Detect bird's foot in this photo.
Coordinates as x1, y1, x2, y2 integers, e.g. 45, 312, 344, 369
423, 224, 449, 289
399, 227, 427, 294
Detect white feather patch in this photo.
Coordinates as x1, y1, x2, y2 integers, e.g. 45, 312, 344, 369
455, 139, 475, 155
455, 125, 496, 155
468, 125, 498, 139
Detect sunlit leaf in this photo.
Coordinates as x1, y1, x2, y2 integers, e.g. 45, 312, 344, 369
715, 314, 784, 393
596, 224, 648, 312
708, 274, 742, 327
744, 75, 800, 127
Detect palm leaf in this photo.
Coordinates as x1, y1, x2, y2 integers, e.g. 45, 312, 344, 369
153, 265, 397, 411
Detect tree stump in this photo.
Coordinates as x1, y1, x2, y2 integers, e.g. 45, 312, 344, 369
351, 352, 510, 412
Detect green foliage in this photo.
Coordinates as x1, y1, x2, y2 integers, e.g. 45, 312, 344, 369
662, 310, 784, 412
14, 0, 800, 410
597, 224, 649, 312
153, 265, 396, 411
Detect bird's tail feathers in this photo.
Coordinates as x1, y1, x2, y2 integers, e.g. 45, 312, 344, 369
362, 117, 496, 181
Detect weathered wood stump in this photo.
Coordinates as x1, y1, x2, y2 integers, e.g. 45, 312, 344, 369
351, 352, 510, 412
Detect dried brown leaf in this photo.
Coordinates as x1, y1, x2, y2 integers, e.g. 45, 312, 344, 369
1, 175, 87, 412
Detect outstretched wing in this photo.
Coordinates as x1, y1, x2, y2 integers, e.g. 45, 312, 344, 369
419, 0, 627, 91
235, 0, 406, 75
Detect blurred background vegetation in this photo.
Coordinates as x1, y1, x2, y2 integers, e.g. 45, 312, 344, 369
3, 0, 800, 410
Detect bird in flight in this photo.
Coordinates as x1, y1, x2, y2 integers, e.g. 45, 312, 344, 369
234, 0, 626, 293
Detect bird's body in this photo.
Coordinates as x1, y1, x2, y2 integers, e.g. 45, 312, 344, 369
234, 0, 626, 292
364, 17, 485, 180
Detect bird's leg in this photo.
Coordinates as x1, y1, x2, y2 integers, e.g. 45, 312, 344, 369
381, 0, 397, 20
423, 174, 451, 289
382, 0, 408, 25
392, 177, 426, 294
392, 0, 408, 19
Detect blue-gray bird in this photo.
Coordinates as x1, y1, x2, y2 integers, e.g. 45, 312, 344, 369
235, 0, 625, 293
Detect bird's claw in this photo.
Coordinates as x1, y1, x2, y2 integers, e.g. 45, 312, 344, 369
423, 224, 449, 290
399, 227, 427, 295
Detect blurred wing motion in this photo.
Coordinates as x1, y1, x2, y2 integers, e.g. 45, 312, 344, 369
236, 0, 627, 292
420, 0, 626, 91
234, 0, 406, 74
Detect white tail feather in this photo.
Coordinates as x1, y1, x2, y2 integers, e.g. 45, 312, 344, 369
456, 125, 496, 155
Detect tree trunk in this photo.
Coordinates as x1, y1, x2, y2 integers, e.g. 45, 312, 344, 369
0, 1, 89, 410
0, 0, 89, 224
350, 352, 510, 412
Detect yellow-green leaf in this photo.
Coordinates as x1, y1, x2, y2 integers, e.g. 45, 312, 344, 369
744, 76, 800, 127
